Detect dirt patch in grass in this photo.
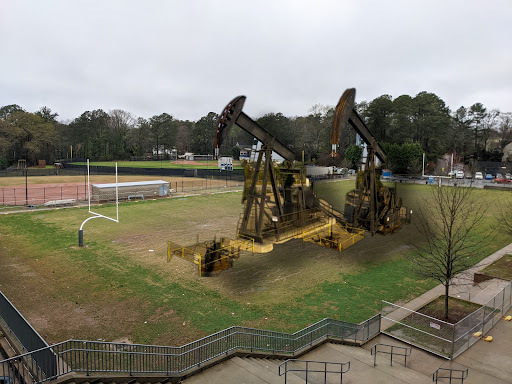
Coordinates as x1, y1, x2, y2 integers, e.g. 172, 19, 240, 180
481, 254, 512, 281
417, 296, 481, 324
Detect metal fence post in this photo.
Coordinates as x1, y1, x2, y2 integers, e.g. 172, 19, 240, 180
502, 289, 505, 315
86, 349, 90, 376
481, 304, 486, 334
493, 297, 497, 326
451, 323, 455, 358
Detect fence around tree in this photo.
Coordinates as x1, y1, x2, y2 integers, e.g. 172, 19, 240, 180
381, 281, 512, 359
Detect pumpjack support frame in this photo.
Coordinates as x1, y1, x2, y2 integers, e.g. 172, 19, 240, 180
331, 88, 407, 235
215, 96, 323, 244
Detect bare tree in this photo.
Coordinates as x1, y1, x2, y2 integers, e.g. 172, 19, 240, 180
412, 183, 491, 320
498, 196, 512, 235
497, 112, 512, 153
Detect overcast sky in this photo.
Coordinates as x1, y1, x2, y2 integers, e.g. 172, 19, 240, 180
1, 0, 511, 123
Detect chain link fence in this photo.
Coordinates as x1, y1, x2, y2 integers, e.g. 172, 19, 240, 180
382, 281, 512, 359
0, 163, 245, 207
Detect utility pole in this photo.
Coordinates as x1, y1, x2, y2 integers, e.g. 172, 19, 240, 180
25, 160, 28, 206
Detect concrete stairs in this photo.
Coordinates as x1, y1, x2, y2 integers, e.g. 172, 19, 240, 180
0, 333, 18, 360
181, 341, 434, 384
62, 380, 170, 384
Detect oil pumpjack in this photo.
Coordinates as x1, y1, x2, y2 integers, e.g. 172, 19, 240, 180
215, 96, 325, 245
331, 88, 409, 234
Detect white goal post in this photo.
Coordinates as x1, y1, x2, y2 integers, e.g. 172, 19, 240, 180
78, 159, 119, 246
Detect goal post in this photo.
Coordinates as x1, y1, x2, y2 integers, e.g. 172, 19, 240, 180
78, 159, 119, 246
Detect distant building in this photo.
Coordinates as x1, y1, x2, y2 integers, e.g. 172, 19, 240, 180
236, 142, 253, 159
236, 140, 285, 163
152, 146, 177, 159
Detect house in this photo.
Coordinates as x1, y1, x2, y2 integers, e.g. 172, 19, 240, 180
236, 143, 253, 159
236, 140, 285, 163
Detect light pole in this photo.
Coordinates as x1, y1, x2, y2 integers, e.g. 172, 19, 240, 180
422, 153, 425, 178
25, 159, 28, 206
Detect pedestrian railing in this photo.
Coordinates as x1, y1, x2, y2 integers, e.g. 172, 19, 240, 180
370, 343, 411, 367
432, 367, 468, 383
278, 359, 350, 384
1, 315, 381, 384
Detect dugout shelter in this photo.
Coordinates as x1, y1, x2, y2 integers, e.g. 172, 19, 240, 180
91, 180, 170, 202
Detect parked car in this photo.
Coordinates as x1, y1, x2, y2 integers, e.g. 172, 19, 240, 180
448, 171, 456, 178
455, 170, 464, 179
465, 173, 472, 179
485, 173, 493, 180
496, 173, 503, 179
505, 173, 511, 180
494, 177, 507, 183
474, 172, 483, 180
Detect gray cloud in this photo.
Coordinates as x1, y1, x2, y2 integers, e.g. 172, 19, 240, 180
1, 0, 511, 122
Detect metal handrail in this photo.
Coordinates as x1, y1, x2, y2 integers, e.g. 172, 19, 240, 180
1, 314, 381, 384
278, 359, 350, 384
371, 343, 411, 367
432, 367, 468, 383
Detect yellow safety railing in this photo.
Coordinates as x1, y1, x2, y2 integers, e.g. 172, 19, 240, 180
168, 238, 254, 276
167, 241, 199, 264
302, 224, 365, 253
235, 234, 255, 253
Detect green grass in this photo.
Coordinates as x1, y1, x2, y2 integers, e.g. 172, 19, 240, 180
72, 160, 243, 170
0, 196, 260, 343
283, 259, 435, 324
0, 182, 510, 346
481, 254, 512, 281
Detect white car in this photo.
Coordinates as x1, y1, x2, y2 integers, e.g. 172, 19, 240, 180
474, 172, 483, 180
455, 170, 464, 179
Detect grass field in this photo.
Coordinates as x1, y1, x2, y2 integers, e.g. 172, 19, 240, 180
72, 160, 244, 170
0, 178, 509, 347
481, 254, 512, 280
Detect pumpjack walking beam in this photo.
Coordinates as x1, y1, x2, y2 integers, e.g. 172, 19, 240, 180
215, 96, 295, 162
330, 88, 389, 235
215, 96, 296, 242
330, 88, 387, 163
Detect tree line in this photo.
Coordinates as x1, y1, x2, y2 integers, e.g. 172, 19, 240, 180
1, 91, 511, 173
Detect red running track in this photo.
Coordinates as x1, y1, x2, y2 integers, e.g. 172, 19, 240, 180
0, 183, 87, 206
